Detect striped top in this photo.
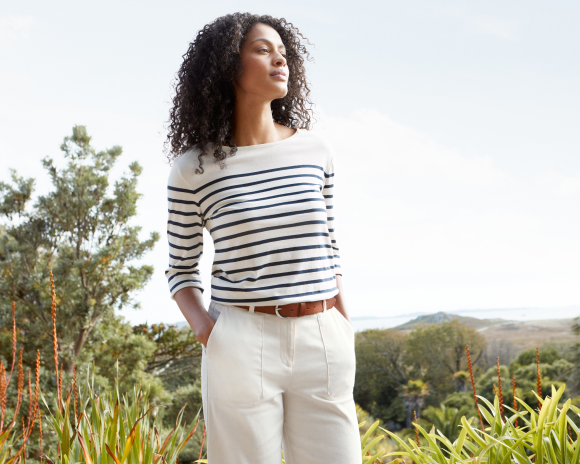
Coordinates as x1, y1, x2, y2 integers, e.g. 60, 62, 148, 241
165, 128, 342, 305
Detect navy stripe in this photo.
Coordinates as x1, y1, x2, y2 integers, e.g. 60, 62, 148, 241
216, 265, 337, 283
324, 172, 334, 178
167, 270, 200, 283
168, 220, 202, 228
168, 231, 202, 240
166, 261, 200, 271
214, 220, 327, 244
168, 209, 202, 217
213, 244, 334, 265
193, 164, 325, 195
323, 184, 334, 189
202, 182, 320, 218
213, 255, 335, 275
211, 197, 324, 220
215, 232, 329, 253
199, 173, 324, 204
168, 251, 202, 262
170, 279, 202, 293
165, 261, 199, 275
210, 208, 327, 233
168, 185, 197, 196
211, 276, 336, 292
210, 286, 338, 304
168, 197, 198, 205
213, 188, 319, 215
168, 241, 202, 251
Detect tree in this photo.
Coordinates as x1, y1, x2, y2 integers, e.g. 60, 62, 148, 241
0, 125, 159, 375
404, 320, 486, 402
354, 329, 408, 429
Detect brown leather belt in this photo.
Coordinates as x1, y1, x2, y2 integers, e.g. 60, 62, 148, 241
235, 297, 337, 318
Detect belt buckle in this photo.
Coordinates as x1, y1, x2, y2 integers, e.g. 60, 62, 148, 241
275, 304, 289, 319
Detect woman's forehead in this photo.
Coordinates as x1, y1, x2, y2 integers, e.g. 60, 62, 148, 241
245, 23, 284, 46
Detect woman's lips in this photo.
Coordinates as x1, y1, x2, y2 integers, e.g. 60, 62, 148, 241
270, 72, 287, 80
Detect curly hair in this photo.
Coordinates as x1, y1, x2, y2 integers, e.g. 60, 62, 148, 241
164, 12, 315, 172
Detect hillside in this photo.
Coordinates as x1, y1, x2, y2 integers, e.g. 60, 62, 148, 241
395, 311, 577, 350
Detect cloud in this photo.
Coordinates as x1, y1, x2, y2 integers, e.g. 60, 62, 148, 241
312, 107, 580, 315
0, 15, 35, 47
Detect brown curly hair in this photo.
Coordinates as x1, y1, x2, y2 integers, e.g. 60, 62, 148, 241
164, 12, 315, 173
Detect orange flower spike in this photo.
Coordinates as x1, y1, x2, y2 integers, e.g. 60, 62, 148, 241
414, 410, 420, 446
496, 357, 504, 419
27, 368, 33, 425
512, 375, 518, 428
73, 364, 79, 424
536, 347, 542, 410
10, 302, 17, 381
198, 424, 207, 462
466, 345, 485, 431
0, 362, 6, 431
50, 268, 61, 407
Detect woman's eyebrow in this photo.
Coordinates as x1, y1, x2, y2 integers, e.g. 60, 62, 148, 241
249, 37, 286, 49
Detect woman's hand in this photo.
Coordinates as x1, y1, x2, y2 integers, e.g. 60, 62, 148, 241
195, 317, 215, 348
174, 286, 216, 348
334, 274, 352, 324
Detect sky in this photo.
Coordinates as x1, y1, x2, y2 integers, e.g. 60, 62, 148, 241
1, 0, 579, 325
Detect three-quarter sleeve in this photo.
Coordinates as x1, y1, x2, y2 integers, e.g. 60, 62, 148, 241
165, 164, 205, 299
324, 155, 342, 276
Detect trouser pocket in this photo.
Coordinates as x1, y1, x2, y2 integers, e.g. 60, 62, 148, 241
206, 305, 264, 404
318, 308, 356, 399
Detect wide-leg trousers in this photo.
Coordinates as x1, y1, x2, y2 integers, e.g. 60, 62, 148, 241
200, 300, 361, 464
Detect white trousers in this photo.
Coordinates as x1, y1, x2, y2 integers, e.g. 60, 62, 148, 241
200, 301, 360, 464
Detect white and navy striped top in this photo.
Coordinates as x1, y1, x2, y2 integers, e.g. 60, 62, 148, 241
165, 128, 342, 305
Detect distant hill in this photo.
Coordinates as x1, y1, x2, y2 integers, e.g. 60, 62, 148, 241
394, 311, 576, 350
394, 311, 506, 330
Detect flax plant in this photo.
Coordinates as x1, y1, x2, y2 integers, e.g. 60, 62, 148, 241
383, 383, 580, 464
40, 362, 200, 464
40, 268, 202, 464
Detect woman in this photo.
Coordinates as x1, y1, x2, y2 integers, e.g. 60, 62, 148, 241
164, 12, 359, 463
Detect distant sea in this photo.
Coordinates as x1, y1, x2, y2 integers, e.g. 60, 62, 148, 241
351, 306, 580, 332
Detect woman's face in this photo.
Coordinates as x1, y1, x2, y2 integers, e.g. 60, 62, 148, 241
234, 23, 289, 103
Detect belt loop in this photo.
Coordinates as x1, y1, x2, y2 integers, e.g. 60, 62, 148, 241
323, 299, 327, 312
249, 305, 255, 314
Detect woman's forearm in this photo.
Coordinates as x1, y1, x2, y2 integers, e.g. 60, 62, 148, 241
173, 287, 215, 346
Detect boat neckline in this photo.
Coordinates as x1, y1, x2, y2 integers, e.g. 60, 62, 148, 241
223, 128, 301, 151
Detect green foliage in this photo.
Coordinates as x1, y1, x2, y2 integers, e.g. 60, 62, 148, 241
442, 392, 477, 418
41, 362, 202, 464
420, 404, 470, 442
132, 323, 202, 388
0, 125, 159, 379
510, 347, 562, 371
405, 320, 486, 403
385, 383, 580, 464
354, 329, 408, 427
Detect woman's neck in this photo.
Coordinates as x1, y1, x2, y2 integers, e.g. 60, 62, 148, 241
231, 97, 283, 147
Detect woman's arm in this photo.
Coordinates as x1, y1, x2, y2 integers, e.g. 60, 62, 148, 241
334, 274, 352, 324
174, 287, 215, 347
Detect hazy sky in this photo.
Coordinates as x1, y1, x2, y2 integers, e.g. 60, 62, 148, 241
1, 1, 579, 325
